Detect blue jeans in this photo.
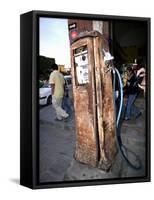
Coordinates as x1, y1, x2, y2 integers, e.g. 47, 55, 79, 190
62, 96, 72, 115
124, 94, 140, 119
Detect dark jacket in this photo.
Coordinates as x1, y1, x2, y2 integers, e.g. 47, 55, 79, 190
124, 74, 139, 95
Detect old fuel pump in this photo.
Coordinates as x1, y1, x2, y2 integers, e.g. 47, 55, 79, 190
71, 31, 117, 171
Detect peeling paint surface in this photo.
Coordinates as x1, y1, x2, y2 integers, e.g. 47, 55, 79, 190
71, 32, 117, 170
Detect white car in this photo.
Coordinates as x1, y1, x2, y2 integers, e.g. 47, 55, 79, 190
39, 75, 72, 106
39, 84, 52, 105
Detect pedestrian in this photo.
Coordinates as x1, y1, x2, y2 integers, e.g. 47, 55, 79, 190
136, 67, 146, 95
62, 82, 72, 116
124, 67, 141, 120
49, 64, 69, 121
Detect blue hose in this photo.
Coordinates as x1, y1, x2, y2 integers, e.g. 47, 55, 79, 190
115, 68, 123, 127
112, 67, 142, 170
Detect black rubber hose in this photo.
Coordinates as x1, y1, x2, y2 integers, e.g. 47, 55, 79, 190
112, 67, 142, 170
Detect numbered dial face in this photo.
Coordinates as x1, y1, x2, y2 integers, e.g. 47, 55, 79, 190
74, 45, 89, 85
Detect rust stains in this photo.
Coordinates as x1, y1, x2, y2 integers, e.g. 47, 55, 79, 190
71, 31, 117, 170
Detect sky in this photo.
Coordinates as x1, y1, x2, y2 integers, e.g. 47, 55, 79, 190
39, 17, 71, 69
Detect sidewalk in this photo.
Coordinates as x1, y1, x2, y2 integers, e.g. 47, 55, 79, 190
39, 105, 75, 182
39, 97, 146, 182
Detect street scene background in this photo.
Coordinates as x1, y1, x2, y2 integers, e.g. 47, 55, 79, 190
39, 17, 147, 183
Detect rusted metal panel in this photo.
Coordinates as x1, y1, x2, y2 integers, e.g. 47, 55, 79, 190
93, 35, 106, 167
99, 36, 117, 169
71, 31, 117, 170
71, 37, 98, 167
93, 35, 117, 170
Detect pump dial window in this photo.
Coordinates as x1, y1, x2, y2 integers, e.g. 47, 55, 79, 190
74, 45, 89, 85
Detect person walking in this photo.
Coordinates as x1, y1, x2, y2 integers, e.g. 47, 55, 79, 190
49, 64, 69, 121
124, 67, 141, 120
62, 82, 72, 116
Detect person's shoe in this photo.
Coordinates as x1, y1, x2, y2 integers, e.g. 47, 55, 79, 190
124, 117, 130, 121
135, 112, 142, 119
63, 114, 70, 122
63, 113, 69, 119
55, 117, 63, 121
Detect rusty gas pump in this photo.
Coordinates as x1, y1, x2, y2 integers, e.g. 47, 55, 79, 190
71, 31, 117, 171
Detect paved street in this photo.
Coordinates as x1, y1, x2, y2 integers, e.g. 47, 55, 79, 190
39, 105, 75, 182
39, 97, 146, 182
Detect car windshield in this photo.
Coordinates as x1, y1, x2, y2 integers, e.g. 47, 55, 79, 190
42, 84, 51, 88
39, 82, 51, 88
39, 81, 44, 88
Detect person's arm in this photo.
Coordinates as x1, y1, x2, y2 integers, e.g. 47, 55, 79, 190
137, 68, 146, 93
137, 68, 145, 77
51, 84, 55, 95
49, 72, 55, 95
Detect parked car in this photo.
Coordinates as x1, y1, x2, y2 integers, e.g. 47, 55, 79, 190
39, 84, 52, 105
39, 75, 72, 106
